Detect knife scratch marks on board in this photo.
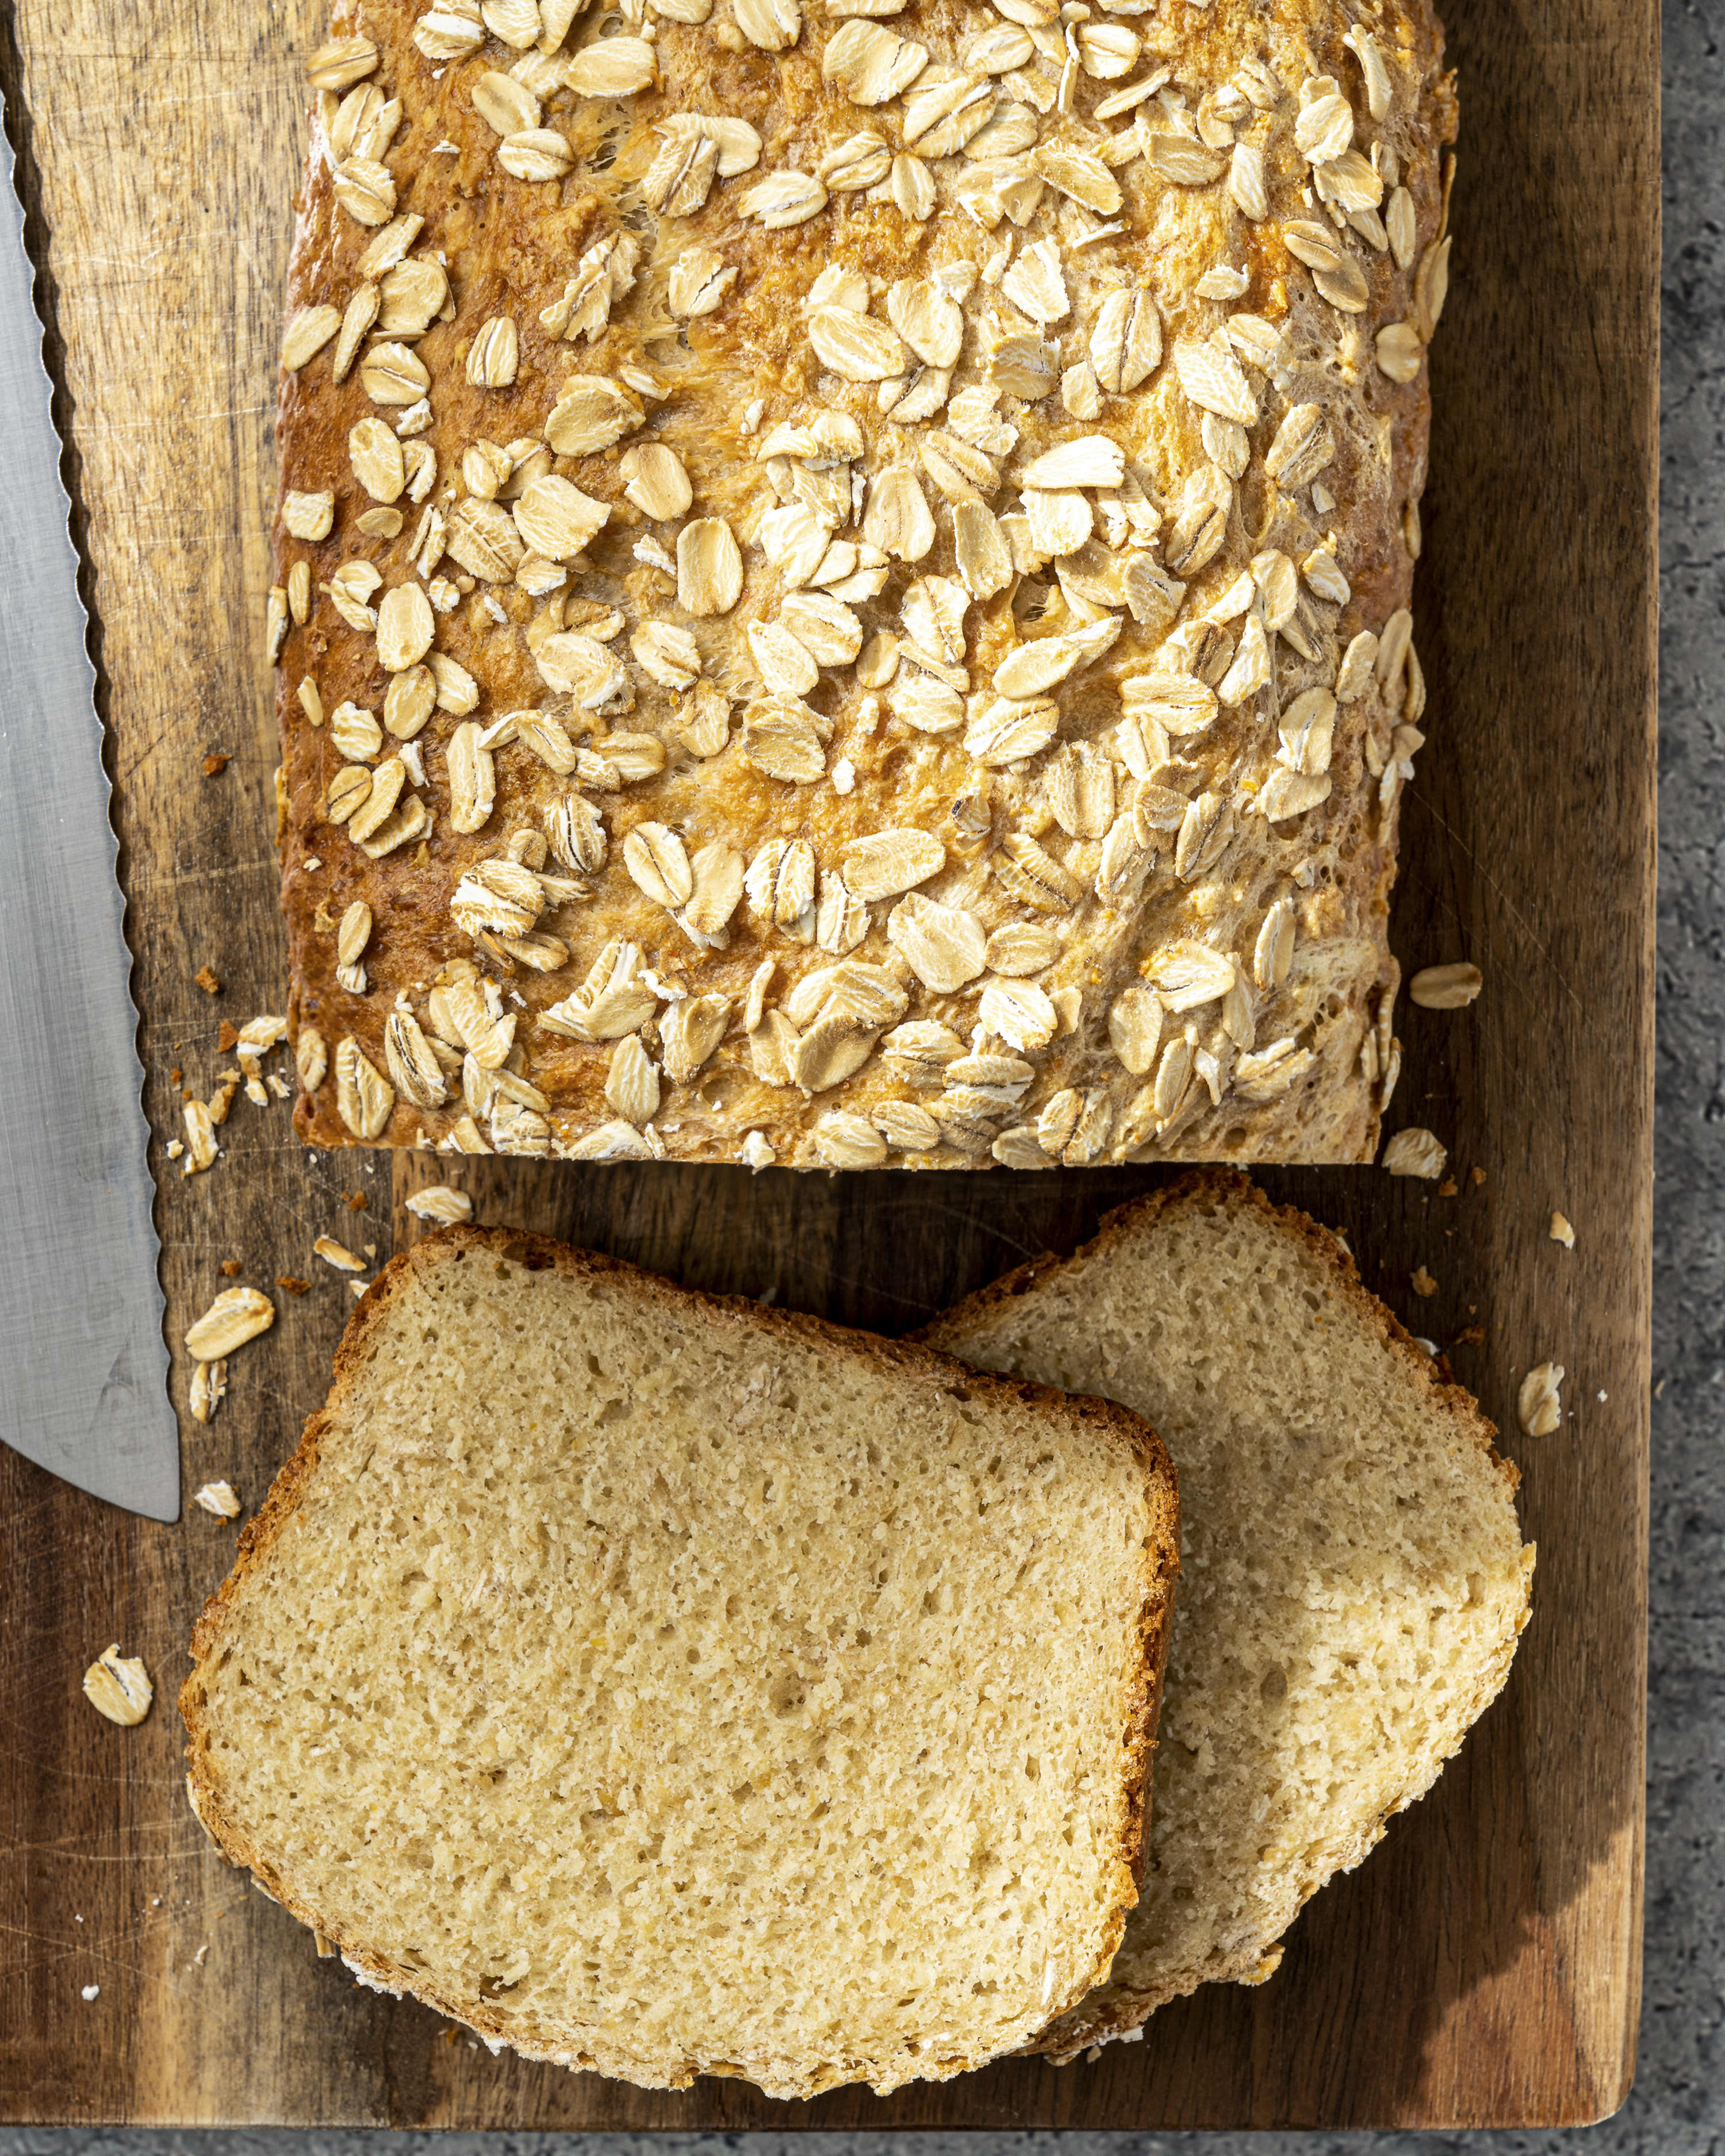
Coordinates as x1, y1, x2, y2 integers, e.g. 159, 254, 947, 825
125, 861, 282, 892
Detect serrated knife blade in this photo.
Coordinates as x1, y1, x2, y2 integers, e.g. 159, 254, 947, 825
0, 108, 176, 1521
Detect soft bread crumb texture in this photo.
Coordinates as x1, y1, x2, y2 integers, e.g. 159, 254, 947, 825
923, 1169, 1533, 2058
182, 1232, 1177, 2097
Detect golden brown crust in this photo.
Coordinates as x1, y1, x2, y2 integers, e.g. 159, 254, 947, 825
276, 0, 1455, 1171
181, 1223, 1179, 2094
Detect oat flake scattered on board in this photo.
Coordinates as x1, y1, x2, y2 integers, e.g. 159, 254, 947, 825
185, 1286, 275, 1361
1517, 1361, 1565, 1438
1382, 1127, 1447, 1179
83, 1645, 153, 1727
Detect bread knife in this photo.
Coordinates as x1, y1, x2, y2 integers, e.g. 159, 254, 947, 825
0, 101, 176, 1520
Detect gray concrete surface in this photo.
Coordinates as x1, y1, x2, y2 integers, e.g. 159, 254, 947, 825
5, 0, 1720, 2149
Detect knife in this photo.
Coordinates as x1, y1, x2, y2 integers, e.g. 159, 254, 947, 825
0, 103, 177, 1521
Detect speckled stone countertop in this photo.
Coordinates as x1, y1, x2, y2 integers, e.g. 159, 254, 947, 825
2, 1, 1715, 2151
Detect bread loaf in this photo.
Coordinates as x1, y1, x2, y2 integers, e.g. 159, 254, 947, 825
922, 1170, 1532, 2057
180, 1227, 1179, 2095
276, 0, 1454, 1167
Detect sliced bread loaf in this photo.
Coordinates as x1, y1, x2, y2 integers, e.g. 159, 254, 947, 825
181, 1228, 1179, 2098
922, 1169, 1534, 2060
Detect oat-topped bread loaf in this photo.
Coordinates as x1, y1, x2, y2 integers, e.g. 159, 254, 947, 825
181, 1227, 1179, 2096
922, 1171, 1532, 2058
277, 0, 1454, 1168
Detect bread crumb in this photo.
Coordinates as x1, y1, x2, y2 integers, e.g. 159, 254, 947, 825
80, 1984, 100, 2002
206, 1073, 240, 1127
276, 1275, 311, 1296
220, 1259, 242, 1278
1550, 1210, 1575, 1248
194, 1481, 243, 1520
1452, 1323, 1485, 1346
1410, 1265, 1438, 1297
218, 1021, 239, 1050
1470, 1165, 1487, 1186
342, 1190, 370, 1213
1437, 1177, 1458, 1198
202, 753, 230, 777
195, 966, 221, 995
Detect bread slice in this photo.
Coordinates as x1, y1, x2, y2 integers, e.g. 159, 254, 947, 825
181, 1227, 1178, 2098
921, 1169, 1534, 2059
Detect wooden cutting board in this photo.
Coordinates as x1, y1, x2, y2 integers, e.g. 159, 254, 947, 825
0, 0, 1655, 2126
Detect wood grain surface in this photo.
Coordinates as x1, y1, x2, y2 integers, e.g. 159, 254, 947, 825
0, 0, 1656, 2126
